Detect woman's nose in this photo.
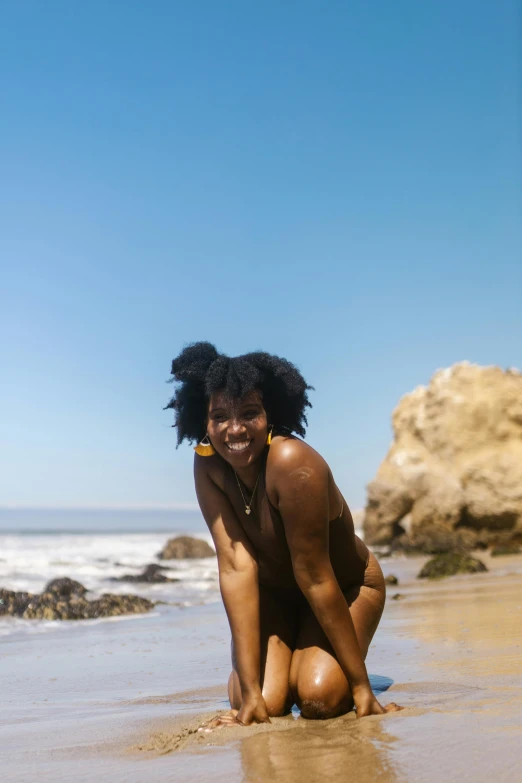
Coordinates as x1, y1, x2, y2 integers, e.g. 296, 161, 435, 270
228, 418, 246, 436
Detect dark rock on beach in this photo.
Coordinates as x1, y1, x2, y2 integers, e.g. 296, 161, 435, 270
487, 530, 522, 554
112, 564, 180, 583
418, 553, 488, 580
384, 574, 399, 585
45, 577, 88, 597
0, 579, 154, 620
158, 536, 215, 560
86, 593, 154, 618
0, 589, 32, 616
491, 545, 522, 557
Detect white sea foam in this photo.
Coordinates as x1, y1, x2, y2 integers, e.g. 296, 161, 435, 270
0, 532, 220, 637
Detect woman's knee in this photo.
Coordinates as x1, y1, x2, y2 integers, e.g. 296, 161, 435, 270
295, 680, 352, 720
263, 684, 293, 717
228, 670, 291, 716
228, 670, 241, 709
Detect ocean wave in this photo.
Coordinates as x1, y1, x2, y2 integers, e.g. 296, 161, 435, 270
0, 531, 220, 636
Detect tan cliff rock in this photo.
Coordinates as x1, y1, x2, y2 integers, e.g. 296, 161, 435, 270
363, 362, 522, 545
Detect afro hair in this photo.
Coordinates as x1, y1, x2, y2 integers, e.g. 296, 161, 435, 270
165, 342, 313, 446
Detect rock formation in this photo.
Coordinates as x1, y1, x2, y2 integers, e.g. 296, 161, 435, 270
46, 577, 88, 597
0, 577, 154, 620
112, 564, 179, 583
158, 535, 215, 560
418, 553, 488, 579
363, 363, 522, 547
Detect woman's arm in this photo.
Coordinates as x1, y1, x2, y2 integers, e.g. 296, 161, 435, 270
270, 442, 384, 717
194, 455, 270, 725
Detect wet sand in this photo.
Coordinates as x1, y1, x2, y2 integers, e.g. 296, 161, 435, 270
2, 553, 522, 781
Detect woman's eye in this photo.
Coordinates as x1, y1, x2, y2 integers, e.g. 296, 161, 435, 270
244, 410, 258, 419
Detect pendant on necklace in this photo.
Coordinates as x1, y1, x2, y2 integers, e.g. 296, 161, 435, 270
245, 508, 251, 515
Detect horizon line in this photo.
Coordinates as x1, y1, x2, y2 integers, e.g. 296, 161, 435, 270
0, 503, 201, 512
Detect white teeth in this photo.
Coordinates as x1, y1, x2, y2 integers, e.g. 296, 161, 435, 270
227, 441, 250, 451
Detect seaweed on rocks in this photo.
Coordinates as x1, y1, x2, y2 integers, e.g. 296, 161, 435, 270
45, 577, 87, 597
418, 552, 488, 580
0, 579, 154, 620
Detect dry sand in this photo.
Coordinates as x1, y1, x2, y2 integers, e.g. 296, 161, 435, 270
128, 553, 522, 782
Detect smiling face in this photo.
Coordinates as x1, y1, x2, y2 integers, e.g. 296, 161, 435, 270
206, 389, 269, 469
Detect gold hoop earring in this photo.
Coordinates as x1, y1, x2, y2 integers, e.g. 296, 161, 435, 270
266, 427, 274, 446
194, 434, 215, 457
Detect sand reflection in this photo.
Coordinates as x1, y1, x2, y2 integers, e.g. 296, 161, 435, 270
239, 715, 400, 783
397, 570, 522, 680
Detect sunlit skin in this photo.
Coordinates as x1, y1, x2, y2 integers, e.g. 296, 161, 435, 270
195, 389, 401, 729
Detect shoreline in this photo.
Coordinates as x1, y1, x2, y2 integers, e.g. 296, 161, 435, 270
2, 552, 522, 781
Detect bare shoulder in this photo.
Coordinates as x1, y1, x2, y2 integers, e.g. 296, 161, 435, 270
266, 436, 329, 501
268, 435, 328, 471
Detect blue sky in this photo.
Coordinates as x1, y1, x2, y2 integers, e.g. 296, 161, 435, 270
1, 0, 520, 511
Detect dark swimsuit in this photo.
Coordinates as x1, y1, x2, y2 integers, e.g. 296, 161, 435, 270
231, 465, 368, 593
265, 491, 344, 525
264, 490, 368, 591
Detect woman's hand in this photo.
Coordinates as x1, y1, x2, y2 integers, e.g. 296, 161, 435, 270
199, 692, 271, 732
236, 691, 271, 726
353, 686, 402, 718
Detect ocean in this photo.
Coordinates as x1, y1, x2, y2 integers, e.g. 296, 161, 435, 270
0, 506, 205, 534
0, 508, 220, 640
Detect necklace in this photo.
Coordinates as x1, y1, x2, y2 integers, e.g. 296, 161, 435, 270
234, 470, 261, 515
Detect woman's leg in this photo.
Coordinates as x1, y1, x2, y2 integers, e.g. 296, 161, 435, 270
289, 552, 386, 719
228, 585, 299, 717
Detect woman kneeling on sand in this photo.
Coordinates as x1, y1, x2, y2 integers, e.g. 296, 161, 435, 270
166, 343, 400, 725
